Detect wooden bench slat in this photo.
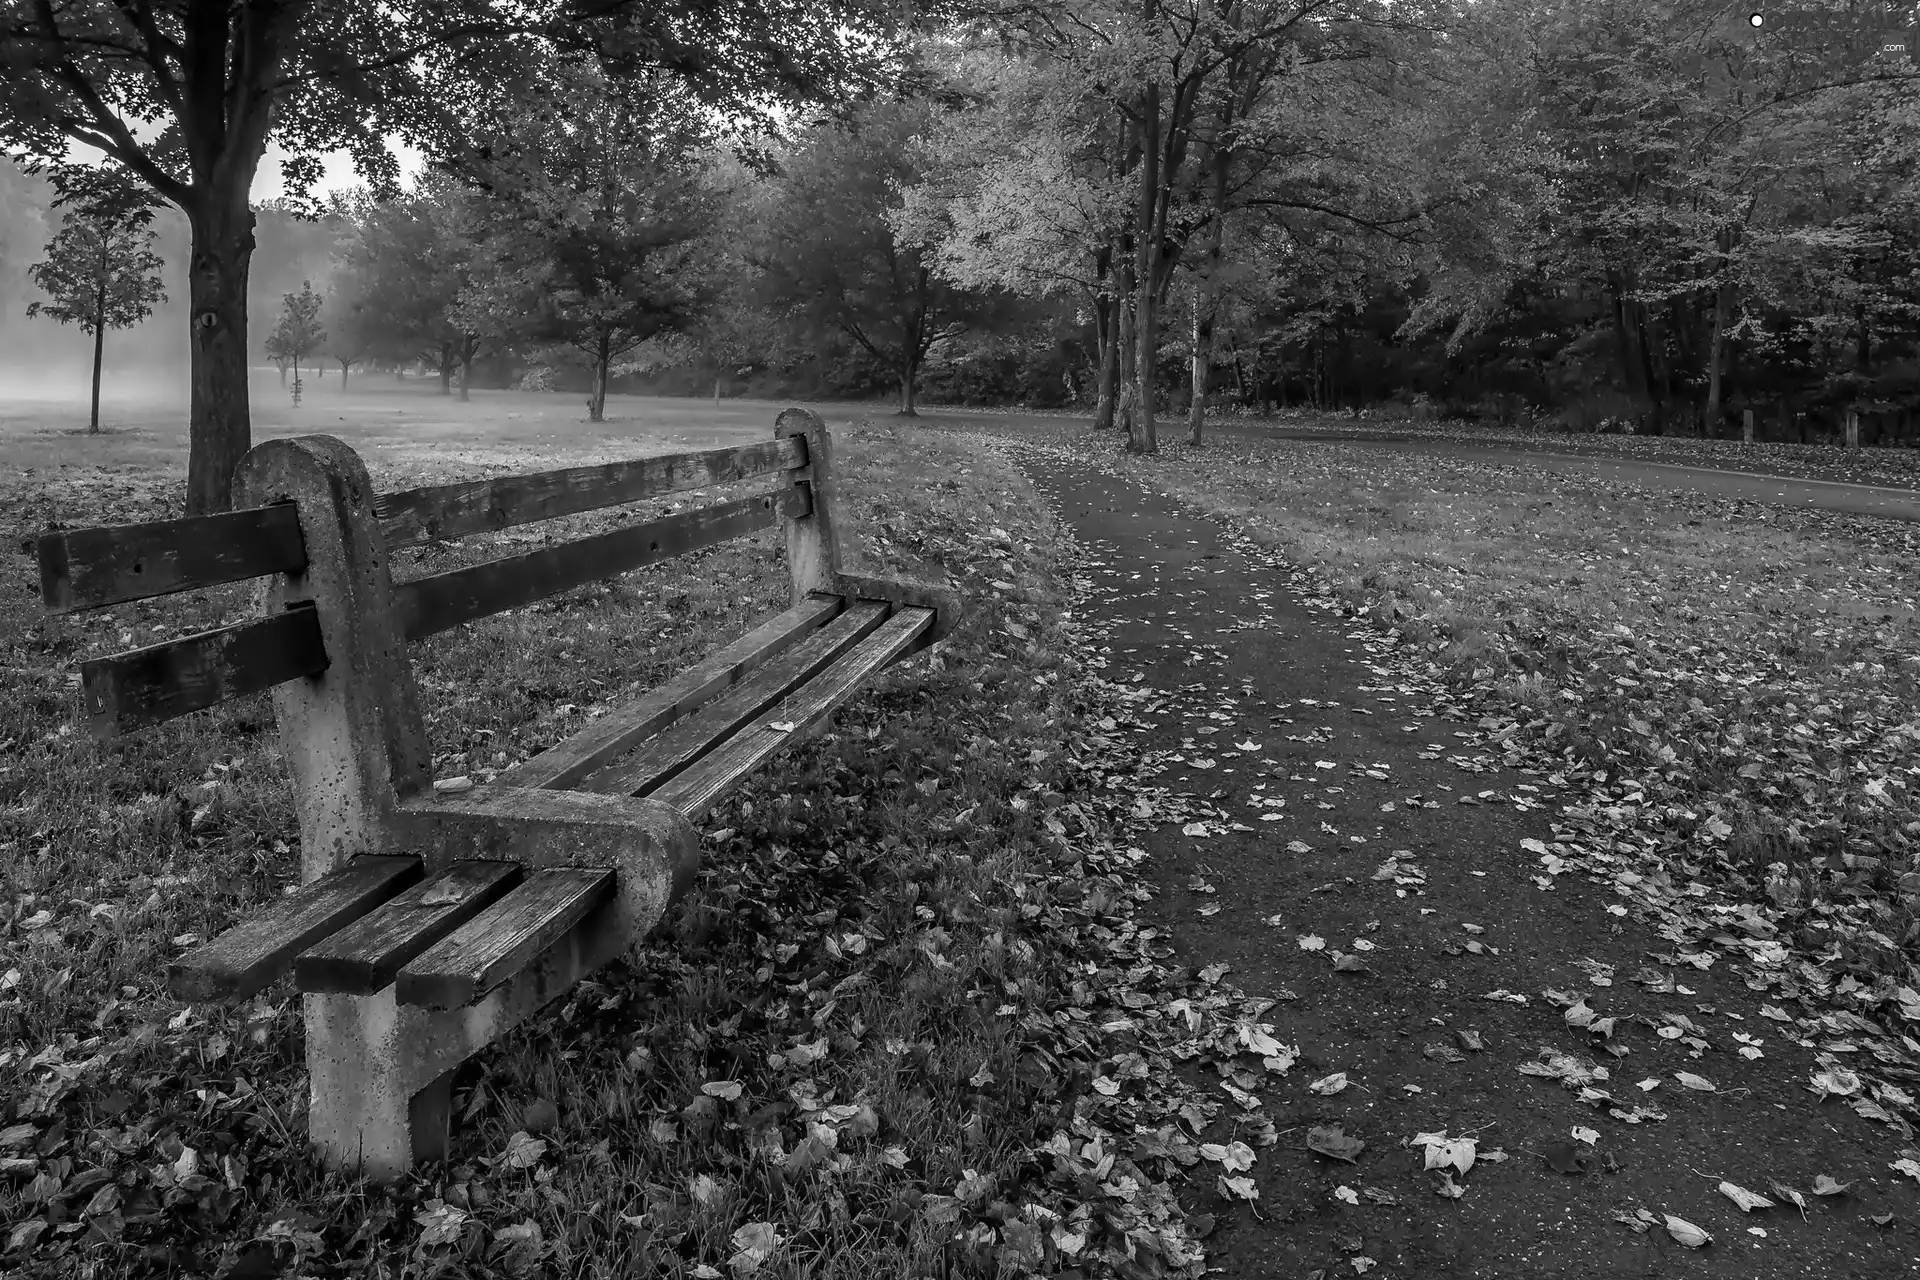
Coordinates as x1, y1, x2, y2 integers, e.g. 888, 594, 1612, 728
38, 504, 307, 615
376, 437, 807, 549
168, 856, 423, 1001
292, 861, 523, 994
395, 867, 617, 1009
393, 487, 809, 642
583, 600, 889, 797
80, 604, 329, 738
651, 606, 935, 820
498, 594, 845, 791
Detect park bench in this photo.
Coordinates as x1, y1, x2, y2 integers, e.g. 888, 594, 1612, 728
35, 407, 958, 1182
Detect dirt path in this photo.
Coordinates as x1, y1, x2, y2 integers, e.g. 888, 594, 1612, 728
991, 436, 1918, 1279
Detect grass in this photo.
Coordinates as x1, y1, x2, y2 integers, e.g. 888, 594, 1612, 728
0, 402, 1212, 1277
1198, 403, 1920, 490
1007, 422, 1920, 1009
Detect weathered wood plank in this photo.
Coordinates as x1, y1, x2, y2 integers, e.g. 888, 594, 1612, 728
498, 594, 845, 790
393, 488, 808, 641
651, 607, 934, 819
583, 601, 888, 797
168, 856, 422, 1001
38, 504, 307, 615
293, 861, 522, 994
375, 437, 807, 549
80, 605, 329, 738
396, 868, 617, 1009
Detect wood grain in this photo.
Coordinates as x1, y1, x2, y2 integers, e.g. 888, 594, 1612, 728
651, 607, 933, 819
293, 861, 522, 993
168, 856, 422, 1001
395, 868, 616, 1009
498, 594, 844, 790
81, 604, 329, 738
375, 437, 806, 549
38, 504, 307, 614
392, 488, 808, 641
583, 601, 888, 797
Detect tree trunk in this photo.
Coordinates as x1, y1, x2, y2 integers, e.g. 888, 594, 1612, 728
339, 359, 351, 389
1129, 82, 1160, 456
1116, 284, 1138, 440
185, 200, 257, 513
437, 344, 454, 395
1188, 287, 1211, 446
1704, 278, 1732, 434
458, 336, 475, 402
1093, 292, 1119, 431
899, 361, 919, 415
589, 331, 610, 422
713, 374, 722, 405
89, 241, 107, 434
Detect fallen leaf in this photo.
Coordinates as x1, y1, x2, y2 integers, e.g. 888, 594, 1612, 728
1306, 1125, 1366, 1163
1718, 1181, 1774, 1212
1769, 1182, 1809, 1222
1570, 1126, 1600, 1146
1334, 1185, 1360, 1205
1808, 1068, 1862, 1100
1542, 1141, 1592, 1175
1298, 934, 1326, 951
1811, 1174, 1851, 1196
1199, 1141, 1256, 1173
1673, 1072, 1716, 1092
1309, 1072, 1349, 1096
1218, 1175, 1259, 1201
1663, 1215, 1712, 1248
729, 1221, 781, 1274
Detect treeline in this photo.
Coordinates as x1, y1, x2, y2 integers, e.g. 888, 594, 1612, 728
295, 0, 1920, 446
13, 0, 1919, 464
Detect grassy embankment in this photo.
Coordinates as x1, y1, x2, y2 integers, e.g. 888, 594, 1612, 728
0, 421, 1210, 1277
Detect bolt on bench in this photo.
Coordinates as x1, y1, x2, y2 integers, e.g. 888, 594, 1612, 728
36, 408, 958, 1182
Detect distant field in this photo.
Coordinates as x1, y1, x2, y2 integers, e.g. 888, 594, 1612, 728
0, 375, 922, 494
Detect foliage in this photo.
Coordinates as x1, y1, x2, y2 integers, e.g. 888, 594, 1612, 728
26, 218, 166, 339
454, 70, 722, 420
24, 181, 167, 431
752, 100, 1006, 416
263, 281, 326, 392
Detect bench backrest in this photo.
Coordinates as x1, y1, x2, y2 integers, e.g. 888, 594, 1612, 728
38, 408, 841, 742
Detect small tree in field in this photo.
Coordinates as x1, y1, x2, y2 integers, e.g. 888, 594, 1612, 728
267, 282, 327, 405
27, 199, 167, 434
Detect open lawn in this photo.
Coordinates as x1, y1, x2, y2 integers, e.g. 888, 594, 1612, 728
2, 379, 916, 492
0, 389, 1216, 1277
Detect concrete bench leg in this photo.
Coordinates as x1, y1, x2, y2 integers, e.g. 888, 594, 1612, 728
305, 990, 443, 1181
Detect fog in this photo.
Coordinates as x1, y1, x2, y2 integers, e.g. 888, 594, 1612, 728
0, 157, 340, 409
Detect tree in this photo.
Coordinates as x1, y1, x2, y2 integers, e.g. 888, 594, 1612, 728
320, 271, 379, 388
26, 182, 167, 433
456, 72, 722, 421
0, 0, 930, 511
266, 281, 326, 404
335, 182, 492, 397
757, 100, 1001, 415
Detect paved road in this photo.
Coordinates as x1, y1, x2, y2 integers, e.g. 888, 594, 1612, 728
918, 408, 1920, 523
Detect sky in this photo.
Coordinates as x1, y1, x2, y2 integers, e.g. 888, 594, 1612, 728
57, 133, 425, 205
249, 138, 427, 204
